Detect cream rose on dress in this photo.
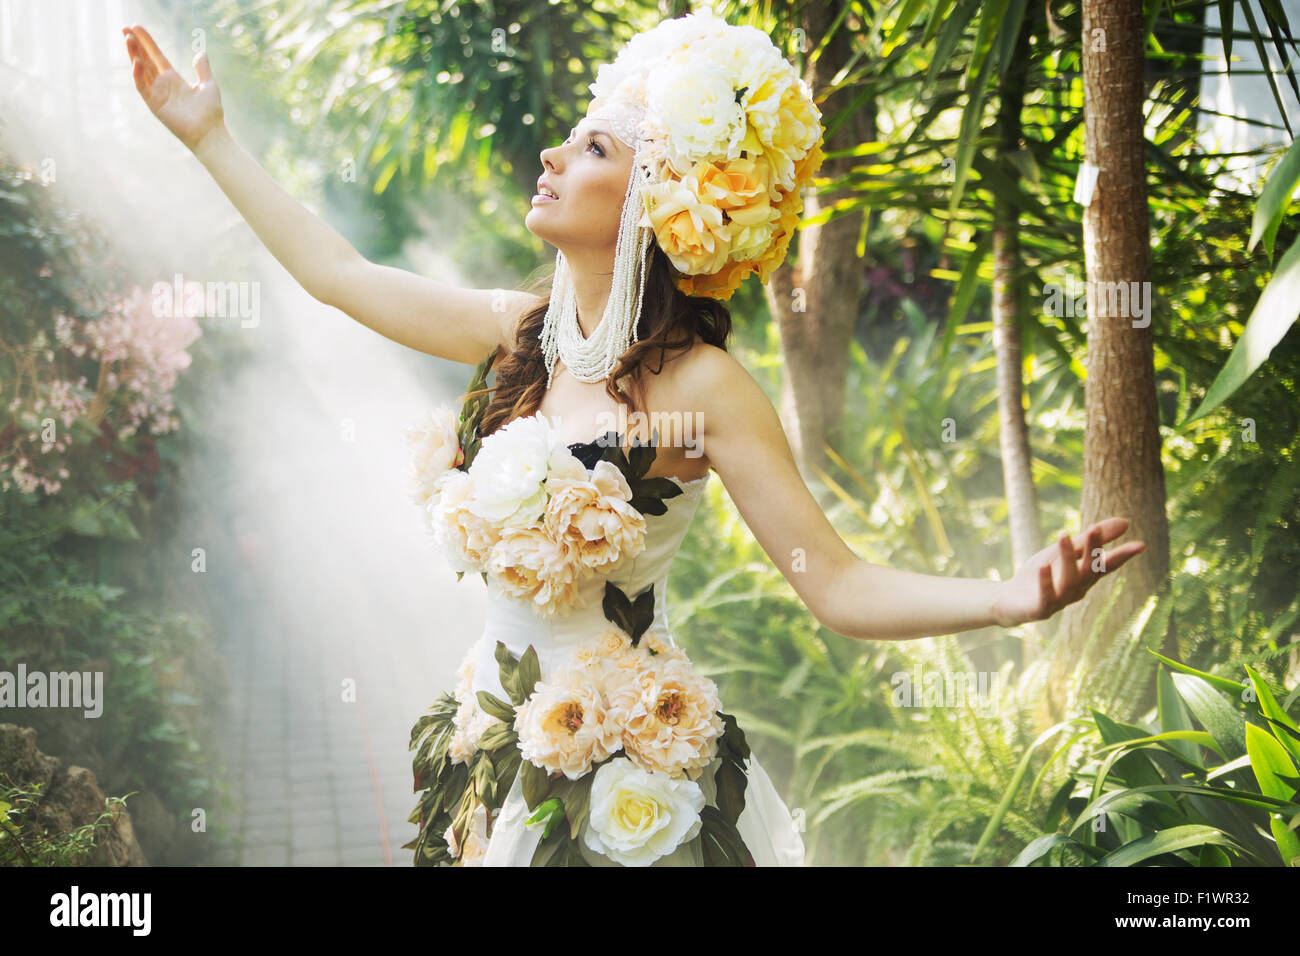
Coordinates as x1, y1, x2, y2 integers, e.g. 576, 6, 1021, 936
429, 469, 500, 572
543, 459, 647, 575
639, 629, 689, 662
487, 524, 585, 617
580, 756, 705, 866
453, 647, 477, 704
404, 406, 463, 506
604, 654, 725, 780
514, 667, 624, 780
444, 798, 490, 865
448, 695, 501, 765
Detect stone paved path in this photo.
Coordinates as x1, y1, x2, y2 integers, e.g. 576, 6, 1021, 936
187, 274, 487, 866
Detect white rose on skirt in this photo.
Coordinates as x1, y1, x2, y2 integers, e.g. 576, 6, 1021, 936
580, 756, 705, 866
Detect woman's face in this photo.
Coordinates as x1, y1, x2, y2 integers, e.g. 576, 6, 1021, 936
526, 115, 633, 252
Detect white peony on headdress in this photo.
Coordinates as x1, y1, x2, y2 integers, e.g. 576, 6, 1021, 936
540, 6, 826, 388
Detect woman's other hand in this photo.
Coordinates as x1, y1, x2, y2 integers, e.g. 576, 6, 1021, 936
122, 24, 224, 153
991, 518, 1147, 627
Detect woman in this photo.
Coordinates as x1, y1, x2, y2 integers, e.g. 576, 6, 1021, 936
123, 11, 1144, 867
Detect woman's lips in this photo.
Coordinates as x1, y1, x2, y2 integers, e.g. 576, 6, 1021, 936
531, 193, 558, 204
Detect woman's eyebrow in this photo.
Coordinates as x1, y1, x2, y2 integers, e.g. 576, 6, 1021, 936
570, 122, 618, 152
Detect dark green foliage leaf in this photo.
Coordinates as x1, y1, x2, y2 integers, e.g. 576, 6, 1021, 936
601, 581, 655, 646
476, 690, 516, 723
590, 428, 683, 516
456, 348, 497, 472
697, 805, 755, 866
713, 712, 752, 828
516, 644, 542, 703
520, 759, 550, 811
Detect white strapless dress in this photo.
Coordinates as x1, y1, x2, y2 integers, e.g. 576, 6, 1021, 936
455, 466, 805, 867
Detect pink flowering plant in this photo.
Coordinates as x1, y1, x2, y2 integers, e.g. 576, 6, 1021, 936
1, 165, 200, 500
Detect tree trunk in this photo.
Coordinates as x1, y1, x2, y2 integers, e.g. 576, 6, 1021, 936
766, 0, 867, 478
991, 9, 1044, 662
1046, 0, 1172, 722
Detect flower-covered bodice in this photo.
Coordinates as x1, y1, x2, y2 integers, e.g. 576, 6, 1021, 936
407, 355, 803, 869
468, 435, 710, 704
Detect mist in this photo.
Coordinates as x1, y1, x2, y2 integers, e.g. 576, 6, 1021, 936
1, 0, 491, 865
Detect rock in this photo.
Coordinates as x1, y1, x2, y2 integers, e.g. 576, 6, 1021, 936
125, 789, 179, 864
0, 723, 149, 866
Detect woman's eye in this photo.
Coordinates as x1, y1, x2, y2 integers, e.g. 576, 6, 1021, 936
586, 137, 604, 157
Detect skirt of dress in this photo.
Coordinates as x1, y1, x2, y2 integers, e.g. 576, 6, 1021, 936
478, 750, 806, 867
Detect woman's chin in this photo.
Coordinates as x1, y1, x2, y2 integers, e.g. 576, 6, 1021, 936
524, 209, 556, 241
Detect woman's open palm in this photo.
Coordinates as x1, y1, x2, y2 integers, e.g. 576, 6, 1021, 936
122, 25, 223, 152
991, 518, 1147, 627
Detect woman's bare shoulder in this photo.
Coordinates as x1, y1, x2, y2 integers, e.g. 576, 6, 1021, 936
674, 339, 744, 394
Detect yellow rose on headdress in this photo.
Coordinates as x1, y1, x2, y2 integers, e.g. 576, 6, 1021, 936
676, 257, 754, 301
643, 167, 733, 277
791, 135, 826, 190
697, 156, 772, 226
762, 81, 823, 193
697, 156, 777, 263
753, 193, 804, 287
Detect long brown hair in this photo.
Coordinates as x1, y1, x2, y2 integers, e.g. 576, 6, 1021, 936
474, 240, 732, 439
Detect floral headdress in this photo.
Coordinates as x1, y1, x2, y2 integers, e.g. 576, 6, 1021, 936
540, 6, 826, 388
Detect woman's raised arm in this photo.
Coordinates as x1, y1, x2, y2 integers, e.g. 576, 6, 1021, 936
123, 24, 535, 365
685, 346, 1146, 641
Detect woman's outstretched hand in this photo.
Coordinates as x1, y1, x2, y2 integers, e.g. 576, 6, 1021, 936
122, 24, 224, 153
990, 518, 1147, 628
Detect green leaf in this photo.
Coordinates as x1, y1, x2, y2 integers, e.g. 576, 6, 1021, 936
565, 777, 592, 841
520, 760, 551, 811
525, 796, 565, 841
1145, 651, 1245, 695
948, 0, 1010, 215
475, 721, 516, 752
1245, 722, 1300, 866
1244, 664, 1300, 766
602, 582, 655, 646
697, 805, 754, 866
1010, 832, 1081, 867
475, 690, 515, 723
1248, 135, 1300, 258
973, 721, 1074, 863
1093, 825, 1243, 867
1182, 234, 1300, 427
494, 640, 521, 705
1171, 673, 1247, 759
1199, 844, 1232, 866
516, 645, 542, 703
1157, 667, 1202, 765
